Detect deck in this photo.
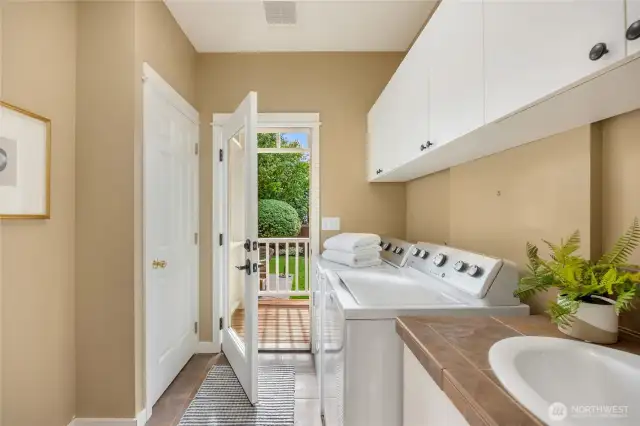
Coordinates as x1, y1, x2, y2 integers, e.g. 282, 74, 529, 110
231, 299, 311, 350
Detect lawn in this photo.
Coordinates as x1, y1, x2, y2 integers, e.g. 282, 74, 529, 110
267, 255, 309, 300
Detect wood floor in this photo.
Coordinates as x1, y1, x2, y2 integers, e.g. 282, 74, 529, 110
231, 299, 311, 350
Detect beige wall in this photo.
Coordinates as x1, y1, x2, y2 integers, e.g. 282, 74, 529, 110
76, 0, 196, 418
406, 113, 640, 319
1, 2, 77, 425
196, 52, 406, 340
601, 109, 640, 331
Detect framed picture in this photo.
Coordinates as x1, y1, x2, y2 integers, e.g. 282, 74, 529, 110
0, 101, 51, 219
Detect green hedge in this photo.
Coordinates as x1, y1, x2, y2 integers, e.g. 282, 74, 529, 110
258, 199, 301, 238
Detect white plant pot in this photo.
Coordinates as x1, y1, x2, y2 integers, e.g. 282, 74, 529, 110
557, 295, 619, 344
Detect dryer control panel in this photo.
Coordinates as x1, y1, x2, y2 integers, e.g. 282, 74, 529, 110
406, 242, 520, 306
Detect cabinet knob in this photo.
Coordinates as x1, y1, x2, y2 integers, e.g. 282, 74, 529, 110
589, 43, 609, 61
627, 20, 640, 41
420, 141, 433, 151
425, 141, 434, 148
420, 144, 426, 151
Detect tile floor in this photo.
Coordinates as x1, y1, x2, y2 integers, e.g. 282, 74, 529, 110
147, 352, 321, 426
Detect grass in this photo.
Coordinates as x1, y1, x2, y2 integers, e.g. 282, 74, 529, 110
267, 255, 309, 300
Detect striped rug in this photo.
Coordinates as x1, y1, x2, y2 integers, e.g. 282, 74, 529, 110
178, 364, 295, 425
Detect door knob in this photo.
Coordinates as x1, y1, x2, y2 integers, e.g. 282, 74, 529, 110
589, 43, 609, 61
152, 259, 167, 269
627, 20, 640, 41
235, 259, 252, 275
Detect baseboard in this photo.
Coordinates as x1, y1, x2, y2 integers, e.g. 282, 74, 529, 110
197, 341, 220, 354
69, 410, 147, 426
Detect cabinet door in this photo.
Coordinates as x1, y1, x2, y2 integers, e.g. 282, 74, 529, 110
428, 0, 484, 147
367, 101, 384, 180
392, 31, 431, 167
628, 0, 640, 56
484, 0, 626, 123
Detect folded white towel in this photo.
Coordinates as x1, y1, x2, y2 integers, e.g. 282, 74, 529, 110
323, 233, 382, 253
322, 249, 382, 268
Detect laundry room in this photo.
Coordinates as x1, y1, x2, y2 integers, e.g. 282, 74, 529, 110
2, 0, 640, 426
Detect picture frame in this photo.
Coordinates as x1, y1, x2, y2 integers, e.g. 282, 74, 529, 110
0, 101, 51, 219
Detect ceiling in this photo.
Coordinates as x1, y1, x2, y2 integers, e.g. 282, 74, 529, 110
164, 0, 437, 53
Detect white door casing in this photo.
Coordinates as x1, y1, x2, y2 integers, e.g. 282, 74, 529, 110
212, 113, 321, 354
220, 92, 259, 404
143, 63, 199, 412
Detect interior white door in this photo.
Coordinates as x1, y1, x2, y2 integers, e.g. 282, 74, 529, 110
628, 1, 640, 56
221, 92, 260, 404
144, 64, 199, 409
484, 0, 626, 123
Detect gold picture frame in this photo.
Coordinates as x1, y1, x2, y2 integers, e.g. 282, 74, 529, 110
0, 101, 52, 219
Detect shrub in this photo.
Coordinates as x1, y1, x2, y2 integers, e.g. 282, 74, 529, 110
258, 199, 301, 238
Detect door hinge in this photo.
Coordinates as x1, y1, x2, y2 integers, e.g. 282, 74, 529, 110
194, 232, 199, 245
194, 322, 198, 334
219, 149, 224, 162
219, 317, 224, 330
194, 143, 199, 155
219, 233, 223, 246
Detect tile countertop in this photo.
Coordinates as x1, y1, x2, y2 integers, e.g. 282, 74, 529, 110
395, 315, 640, 426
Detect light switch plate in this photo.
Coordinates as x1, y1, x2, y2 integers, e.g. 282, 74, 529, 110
322, 217, 340, 231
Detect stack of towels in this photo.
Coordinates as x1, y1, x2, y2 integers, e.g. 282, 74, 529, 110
321, 233, 382, 268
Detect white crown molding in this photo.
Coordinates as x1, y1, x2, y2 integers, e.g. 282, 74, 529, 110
197, 341, 220, 354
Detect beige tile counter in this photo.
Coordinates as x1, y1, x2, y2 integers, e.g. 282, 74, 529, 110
396, 315, 640, 426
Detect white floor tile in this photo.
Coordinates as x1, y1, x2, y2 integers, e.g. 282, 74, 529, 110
295, 373, 319, 399
295, 398, 322, 426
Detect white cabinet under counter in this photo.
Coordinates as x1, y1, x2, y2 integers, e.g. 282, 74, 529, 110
367, 0, 640, 183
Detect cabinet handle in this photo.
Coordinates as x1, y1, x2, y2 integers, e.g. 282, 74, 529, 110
627, 20, 640, 41
589, 43, 609, 61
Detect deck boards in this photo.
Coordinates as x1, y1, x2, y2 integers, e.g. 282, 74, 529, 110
231, 300, 311, 350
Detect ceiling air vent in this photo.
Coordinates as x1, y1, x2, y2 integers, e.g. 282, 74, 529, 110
263, 1, 297, 26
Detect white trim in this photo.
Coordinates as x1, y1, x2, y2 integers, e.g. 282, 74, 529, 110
197, 341, 221, 354
142, 63, 198, 123
142, 63, 200, 416
69, 409, 146, 426
212, 112, 321, 351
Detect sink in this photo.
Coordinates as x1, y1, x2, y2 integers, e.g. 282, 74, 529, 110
489, 336, 640, 425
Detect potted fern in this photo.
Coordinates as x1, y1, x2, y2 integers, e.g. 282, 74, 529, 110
515, 219, 640, 344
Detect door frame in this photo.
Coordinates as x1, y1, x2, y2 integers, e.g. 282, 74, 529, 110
142, 62, 200, 417
212, 112, 321, 353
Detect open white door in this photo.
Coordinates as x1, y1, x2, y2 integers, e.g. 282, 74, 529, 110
221, 92, 259, 404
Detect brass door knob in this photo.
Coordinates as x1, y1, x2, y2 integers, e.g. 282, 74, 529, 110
152, 259, 168, 269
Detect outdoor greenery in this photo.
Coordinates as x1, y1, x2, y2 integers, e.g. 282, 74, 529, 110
268, 256, 309, 300
258, 133, 309, 225
258, 199, 301, 238
515, 218, 640, 326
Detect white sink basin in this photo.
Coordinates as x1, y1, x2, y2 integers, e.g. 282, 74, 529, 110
489, 336, 640, 425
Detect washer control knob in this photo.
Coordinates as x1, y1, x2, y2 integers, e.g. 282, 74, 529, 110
411, 247, 420, 257
467, 265, 483, 277
454, 261, 467, 272
433, 253, 447, 267
396, 247, 404, 255
382, 243, 391, 251
419, 250, 429, 259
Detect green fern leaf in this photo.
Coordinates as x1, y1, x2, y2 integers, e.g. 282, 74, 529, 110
599, 218, 640, 265
547, 300, 577, 327
615, 287, 638, 314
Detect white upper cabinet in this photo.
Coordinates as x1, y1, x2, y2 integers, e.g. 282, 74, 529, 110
367, 29, 431, 179
628, 1, 640, 56
483, 0, 626, 123
427, 0, 484, 148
